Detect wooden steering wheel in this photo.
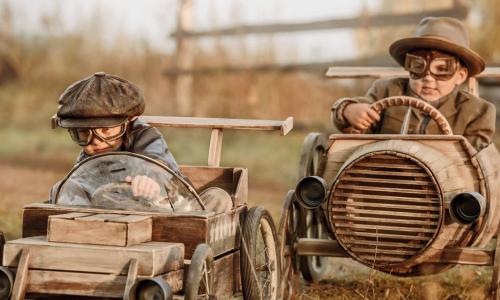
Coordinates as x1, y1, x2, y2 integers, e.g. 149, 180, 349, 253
369, 96, 453, 135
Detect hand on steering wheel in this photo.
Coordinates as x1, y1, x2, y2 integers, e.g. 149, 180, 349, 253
125, 175, 161, 202
342, 96, 453, 135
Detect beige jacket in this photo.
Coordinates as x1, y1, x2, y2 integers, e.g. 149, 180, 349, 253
331, 77, 496, 150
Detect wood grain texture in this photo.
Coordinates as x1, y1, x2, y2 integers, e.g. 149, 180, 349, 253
124, 259, 138, 300
140, 116, 293, 136
213, 251, 240, 298
11, 248, 30, 300
25, 269, 184, 297
48, 213, 152, 247
4, 236, 184, 276
426, 247, 493, 265
22, 203, 243, 260
323, 134, 489, 275
208, 129, 223, 167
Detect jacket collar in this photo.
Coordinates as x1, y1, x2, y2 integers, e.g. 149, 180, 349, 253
404, 82, 469, 120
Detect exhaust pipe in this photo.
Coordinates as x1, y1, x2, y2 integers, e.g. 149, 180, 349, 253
127, 276, 172, 300
449, 192, 486, 225
295, 176, 328, 209
0, 266, 14, 300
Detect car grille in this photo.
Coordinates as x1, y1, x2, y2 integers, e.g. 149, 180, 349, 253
328, 152, 442, 268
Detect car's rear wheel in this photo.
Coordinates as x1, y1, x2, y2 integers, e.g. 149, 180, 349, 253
241, 207, 280, 300
278, 191, 300, 300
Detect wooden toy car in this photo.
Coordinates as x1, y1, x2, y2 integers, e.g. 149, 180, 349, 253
279, 67, 500, 299
0, 116, 293, 300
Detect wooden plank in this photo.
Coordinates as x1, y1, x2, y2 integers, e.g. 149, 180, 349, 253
331, 215, 439, 226
335, 192, 441, 204
124, 259, 138, 300
352, 162, 422, 170
345, 169, 428, 177
296, 238, 348, 257
329, 133, 466, 141
335, 230, 431, 241
493, 235, 500, 298
213, 251, 240, 298
334, 223, 436, 233
140, 116, 293, 136
48, 213, 152, 247
233, 168, 248, 207
340, 176, 433, 186
11, 248, 30, 300
207, 207, 243, 257
358, 254, 406, 263
336, 184, 437, 195
349, 247, 416, 256
331, 207, 440, 219
208, 128, 223, 167
325, 66, 500, 79
170, 4, 467, 38
180, 166, 235, 193
345, 239, 425, 249
427, 247, 493, 265
26, 269, 184, 297
4, 236, 184, 276
331, 200, 440, 211
175, 0, 194, 116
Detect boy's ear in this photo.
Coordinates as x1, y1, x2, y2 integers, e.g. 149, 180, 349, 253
456, 66, 469, 86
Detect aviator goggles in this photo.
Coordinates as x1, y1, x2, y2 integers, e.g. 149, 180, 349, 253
404, 52, 459, 81
68, 122, 128, 146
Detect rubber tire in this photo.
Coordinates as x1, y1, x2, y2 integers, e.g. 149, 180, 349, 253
278, 191, 300, 300
241, 207, 280, 300
184, 244, 214, 300
298, 132, 328, 179
298, 208, 330, 282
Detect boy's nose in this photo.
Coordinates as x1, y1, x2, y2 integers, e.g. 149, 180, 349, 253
422, 72, 435, 82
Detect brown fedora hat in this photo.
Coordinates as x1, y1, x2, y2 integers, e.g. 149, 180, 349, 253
389, 17, 485, 76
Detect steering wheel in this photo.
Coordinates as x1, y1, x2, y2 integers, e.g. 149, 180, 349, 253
91, 182, 173, 212
368, 96, 453, 135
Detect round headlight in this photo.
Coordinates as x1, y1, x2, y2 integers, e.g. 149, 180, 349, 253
295, 176, 327, 209
449, 192, 486, 225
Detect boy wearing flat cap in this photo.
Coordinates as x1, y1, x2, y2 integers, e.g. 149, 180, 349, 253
51, 72, 181, 203
331, 17, 495, 150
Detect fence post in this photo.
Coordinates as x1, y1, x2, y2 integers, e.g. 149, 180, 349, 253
175, 0, 194, 116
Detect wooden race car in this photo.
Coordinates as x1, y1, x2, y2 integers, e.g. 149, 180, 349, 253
280, 92, 500, 299
0, 116, 293, 300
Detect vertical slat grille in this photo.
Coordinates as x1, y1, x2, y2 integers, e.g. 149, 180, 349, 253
328, 153, 442, 268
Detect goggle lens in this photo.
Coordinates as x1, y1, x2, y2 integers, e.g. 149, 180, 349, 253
404, 53, 457, 81
68, 123, 127, 146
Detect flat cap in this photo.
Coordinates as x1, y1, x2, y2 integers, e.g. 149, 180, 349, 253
56, 72, 145, 128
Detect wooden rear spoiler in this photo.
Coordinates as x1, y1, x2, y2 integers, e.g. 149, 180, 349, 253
52, 115, 293, 167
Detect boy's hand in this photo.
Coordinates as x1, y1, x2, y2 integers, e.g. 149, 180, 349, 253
343, 103, 381, 130
125, 175, 161, 201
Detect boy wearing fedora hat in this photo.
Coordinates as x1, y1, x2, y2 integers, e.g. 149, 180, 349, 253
331, 17, 495, 150
51, 72, 181, 203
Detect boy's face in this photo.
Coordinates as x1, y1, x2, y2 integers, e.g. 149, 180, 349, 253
406, 50, 468, 102
68, 125, 126, 155
82, 126, 124, 155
